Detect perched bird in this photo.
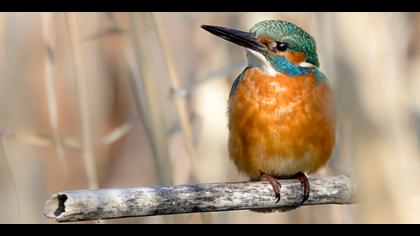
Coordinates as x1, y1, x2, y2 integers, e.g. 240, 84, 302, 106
201, 20, 335, 205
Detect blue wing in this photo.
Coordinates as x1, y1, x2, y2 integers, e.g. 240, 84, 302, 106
229, 67, 249, 99
313, 67, 329, 85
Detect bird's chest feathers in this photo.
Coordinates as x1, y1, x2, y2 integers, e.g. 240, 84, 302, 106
231, 68, 317, 121
228, 67, 334, 139
228, 68, 335, 177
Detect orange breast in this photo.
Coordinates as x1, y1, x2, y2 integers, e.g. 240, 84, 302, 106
228, 68, 335, 179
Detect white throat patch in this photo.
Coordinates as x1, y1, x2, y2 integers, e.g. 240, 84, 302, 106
246, 49, 277, 77
298, 61, 315, 68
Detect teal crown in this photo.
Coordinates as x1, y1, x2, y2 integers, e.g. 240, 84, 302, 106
250, 20, 319, 67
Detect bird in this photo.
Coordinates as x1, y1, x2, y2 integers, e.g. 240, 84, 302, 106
201, 20, 336, 205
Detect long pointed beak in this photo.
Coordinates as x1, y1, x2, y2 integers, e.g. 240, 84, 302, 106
201, 25, 267, 53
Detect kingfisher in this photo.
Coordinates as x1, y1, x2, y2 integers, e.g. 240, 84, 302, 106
201, 20, 335, 205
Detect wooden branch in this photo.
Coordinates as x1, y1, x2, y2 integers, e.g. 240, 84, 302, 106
44, 175, 355, 222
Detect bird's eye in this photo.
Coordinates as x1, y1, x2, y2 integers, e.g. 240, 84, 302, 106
276, 42, 288, 51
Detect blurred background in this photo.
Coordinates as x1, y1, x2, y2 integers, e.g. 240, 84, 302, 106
0, 12, 419, 224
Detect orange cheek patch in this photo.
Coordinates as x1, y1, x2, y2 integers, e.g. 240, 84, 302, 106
258, 36, 276, 49
283, 51, 306, 65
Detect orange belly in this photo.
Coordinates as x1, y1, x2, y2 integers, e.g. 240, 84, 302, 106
228, 68, 336, 179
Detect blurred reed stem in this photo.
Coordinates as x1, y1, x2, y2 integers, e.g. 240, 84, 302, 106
41, 12, 69, 176
127, 13, 173, 186
0, 131, 19, 223
151, 13, 199, 182
100, 118, 138, 146
0, 13, 19, 223
0, 13, 4, 129
7, 130, 80, 150
65, 13, 98, 189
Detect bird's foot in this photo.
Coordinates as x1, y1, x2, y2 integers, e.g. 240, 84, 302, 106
260, 173, 281, 203
293, 172, 310, 205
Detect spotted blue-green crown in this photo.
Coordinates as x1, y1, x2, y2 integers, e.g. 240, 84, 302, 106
250, 20, 319, 67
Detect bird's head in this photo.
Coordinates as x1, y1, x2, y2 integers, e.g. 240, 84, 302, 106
201, 20, 319, 75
